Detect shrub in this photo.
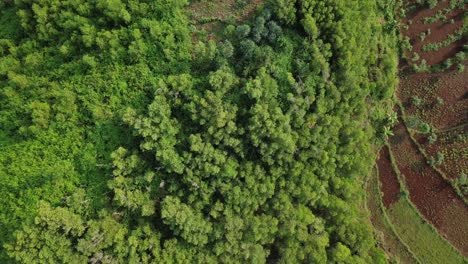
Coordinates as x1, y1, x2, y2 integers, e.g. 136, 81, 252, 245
428, 133, 437, 144
411, 96, 423, 106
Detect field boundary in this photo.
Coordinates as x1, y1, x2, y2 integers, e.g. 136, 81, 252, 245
387, 142, 467, 257
366, 164, 422, 263
437, 122, 468, 133
396, 101, 468, 203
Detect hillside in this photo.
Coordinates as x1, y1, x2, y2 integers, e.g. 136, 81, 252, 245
0, 0, 398, 263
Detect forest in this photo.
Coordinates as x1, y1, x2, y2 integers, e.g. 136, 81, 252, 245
0, 0, 399, 263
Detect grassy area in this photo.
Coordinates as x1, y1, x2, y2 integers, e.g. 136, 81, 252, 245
366, 167, 419, 264
186, 0, 264, 40
187, 0, 263, 25
387, 198, 466, 264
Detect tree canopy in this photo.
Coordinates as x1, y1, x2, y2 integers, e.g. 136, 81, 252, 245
0, 0, 397, 263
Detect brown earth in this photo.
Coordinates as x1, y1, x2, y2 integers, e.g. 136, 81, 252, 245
388, 115, 468, 255
372, 0, 468, 259
398, 69, 468, 130
398, 1, 468, 131
377, 147, 402, 208
415, 125, 468, 179
367, 170, 418, 264
402, 0, 466, 66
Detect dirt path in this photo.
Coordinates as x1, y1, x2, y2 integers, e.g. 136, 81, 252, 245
388, 117, 468, 255
376, 147, 401, 208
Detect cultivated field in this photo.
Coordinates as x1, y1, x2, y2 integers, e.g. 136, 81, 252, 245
370, 0, 468, 261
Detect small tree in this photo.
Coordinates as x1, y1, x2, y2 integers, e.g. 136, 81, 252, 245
388, 112, 398, 126
435, 152, 444, 166
428, 133, 437, 144
218, 41, 234, 58
411, 96, 423, 106
428, 152, 445, 166
455, 173, 468, 195
406, 116, 431, 134
457, 173, 467, 185
427, 0, 437, 8
419, 32, 426, 41
236, 25, 251, 39
383, 126, 394, 140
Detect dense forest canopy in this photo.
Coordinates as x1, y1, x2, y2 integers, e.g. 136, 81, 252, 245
0, 0, 397, 263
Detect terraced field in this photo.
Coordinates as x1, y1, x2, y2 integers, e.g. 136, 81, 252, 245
369, 0, 468, 261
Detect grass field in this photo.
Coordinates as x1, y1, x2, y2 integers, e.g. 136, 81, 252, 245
387, 198, 466, 264
366, 168, 419, 264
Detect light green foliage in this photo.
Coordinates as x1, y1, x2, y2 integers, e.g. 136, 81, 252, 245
411, 96, 423, 107
270, 0, 297, 25
6, 194, 164, 263
406, 116, 431, 134
422, 24, 468, 52
428, 133, 438, 144
456, 173, 468, 195
161, 196, 213, 246
0, 0, 191, 261
387, 199, 466, 264
1, 0, 399, 262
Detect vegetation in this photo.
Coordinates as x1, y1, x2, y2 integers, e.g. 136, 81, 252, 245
0, 0, 399, 263
427, 152, 445, 167
422, 24, 468, 52
387, 198, 466, 264
366, 167, 420, 264
406, 116, 431, 134
455, 173, 468, 196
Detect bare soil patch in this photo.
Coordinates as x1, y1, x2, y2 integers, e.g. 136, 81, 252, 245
377, 147, 402, 208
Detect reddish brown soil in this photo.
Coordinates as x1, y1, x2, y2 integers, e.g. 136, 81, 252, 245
388, 117, 468, 255
402, 1, 466, 65
415, 126, 468, 179
373, 0, 468, 258
398, 69, 468, 130
366, 171, 419, 264
377, 147, 401, 208
398, 1, 468, 131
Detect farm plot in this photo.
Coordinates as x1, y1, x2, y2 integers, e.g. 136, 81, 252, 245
387, 197, 466, 264
414, 125, 468, 180
367, 167, 419, 264
388, 117, 468, 255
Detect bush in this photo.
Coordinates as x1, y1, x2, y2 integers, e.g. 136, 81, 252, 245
411, 96, 423, 106
428, 133, 437, 144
